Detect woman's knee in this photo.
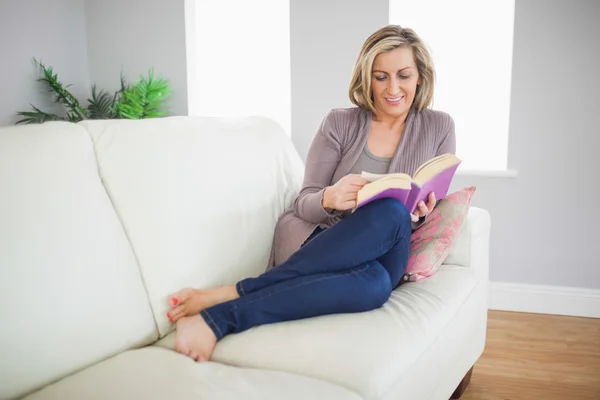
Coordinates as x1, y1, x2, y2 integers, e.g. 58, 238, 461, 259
370, 198, 412, 232
360, 262, 393, 310
334, 264, 392, 314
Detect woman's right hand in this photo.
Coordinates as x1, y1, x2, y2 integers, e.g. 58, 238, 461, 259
322, 174, 369, 211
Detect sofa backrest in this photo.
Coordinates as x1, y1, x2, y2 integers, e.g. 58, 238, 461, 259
77, 116, 304, 337
0, 122, 159, 399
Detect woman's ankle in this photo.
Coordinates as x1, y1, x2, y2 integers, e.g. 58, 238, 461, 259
223, 285, 240, 301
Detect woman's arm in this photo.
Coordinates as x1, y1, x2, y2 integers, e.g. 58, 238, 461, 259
292, 110, 342, 224
436, 113, 456, 156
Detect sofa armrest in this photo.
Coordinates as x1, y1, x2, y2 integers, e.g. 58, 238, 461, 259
443, 207, 491, 280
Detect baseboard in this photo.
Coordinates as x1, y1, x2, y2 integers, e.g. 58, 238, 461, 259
489, 281, 600, 318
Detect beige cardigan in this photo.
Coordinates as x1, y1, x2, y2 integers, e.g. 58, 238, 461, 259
267, 106, 456, 269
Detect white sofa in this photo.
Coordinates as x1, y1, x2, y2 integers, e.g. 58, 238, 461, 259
0, 116, 491, 400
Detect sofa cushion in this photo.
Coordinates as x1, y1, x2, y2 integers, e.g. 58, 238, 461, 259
78, 116, 304, 337
23, 347, 362, 400
0, 122, 158, 400
155, 265, 480, 400
403, 186, 476, 282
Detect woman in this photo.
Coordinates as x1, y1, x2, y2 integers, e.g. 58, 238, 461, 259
169, 25, 456, 362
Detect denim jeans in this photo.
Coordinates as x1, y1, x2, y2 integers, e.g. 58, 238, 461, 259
200, 198, 412, 340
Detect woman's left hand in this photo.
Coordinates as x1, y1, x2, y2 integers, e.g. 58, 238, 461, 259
410, 192, 436, 223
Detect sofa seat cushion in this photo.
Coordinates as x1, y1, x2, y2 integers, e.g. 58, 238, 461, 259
156, 265, 480, 400
23, 347, 362, 400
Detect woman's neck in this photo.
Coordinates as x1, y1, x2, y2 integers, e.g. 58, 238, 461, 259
372, 109, 410, 131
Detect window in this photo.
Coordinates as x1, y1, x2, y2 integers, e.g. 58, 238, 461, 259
184, 0, 291, 136
390, 0, 515, 171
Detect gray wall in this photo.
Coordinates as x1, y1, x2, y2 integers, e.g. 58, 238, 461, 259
0, 0, 187, 126
291, 0, 600, 289
290, 0, 389, 160
0, 0, 90, 126
84, 0, 188, 116
452, 0, 600, 289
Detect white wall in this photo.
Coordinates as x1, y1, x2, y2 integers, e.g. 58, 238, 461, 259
0, 0, 90, 126
291, 0, 600, 290
84, 0, 188, 116
186, 0, 291, 136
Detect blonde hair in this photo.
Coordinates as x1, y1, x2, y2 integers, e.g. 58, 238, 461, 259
349, 25, 435, 112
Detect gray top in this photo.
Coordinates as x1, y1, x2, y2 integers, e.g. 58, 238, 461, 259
348, 143, 392, 175
267, 106, 456, 269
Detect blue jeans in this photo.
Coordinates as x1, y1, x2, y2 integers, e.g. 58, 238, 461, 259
200, 198, 412, 340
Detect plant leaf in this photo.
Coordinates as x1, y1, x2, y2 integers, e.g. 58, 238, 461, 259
33, 59, 88, 121
87, 84, 116, 119
15, 104, 64, 124
115, 67, 170, 119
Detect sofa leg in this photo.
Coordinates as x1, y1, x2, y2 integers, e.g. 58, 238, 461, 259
450, 366, 473, 399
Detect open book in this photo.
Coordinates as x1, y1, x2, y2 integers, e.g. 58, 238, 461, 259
354, 153, 461, 214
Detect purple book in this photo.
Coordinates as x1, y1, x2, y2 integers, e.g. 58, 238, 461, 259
404, 163, 460, 213
355, 155, 461, 214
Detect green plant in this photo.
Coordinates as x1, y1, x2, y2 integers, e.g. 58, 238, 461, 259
16, 59, 171, 124
115, 69, 170, 119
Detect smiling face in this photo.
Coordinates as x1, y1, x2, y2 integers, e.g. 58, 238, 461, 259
371, 46, 421, 120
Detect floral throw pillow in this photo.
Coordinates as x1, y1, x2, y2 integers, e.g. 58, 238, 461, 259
401, 186, 476, 283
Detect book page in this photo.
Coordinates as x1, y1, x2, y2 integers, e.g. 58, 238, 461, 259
413, 154, 461, 186
412, 154, 450, 180
356, 174, 413, 208
361, 171, 411, 183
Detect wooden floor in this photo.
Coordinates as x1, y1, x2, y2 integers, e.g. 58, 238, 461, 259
461, 311, 600, 400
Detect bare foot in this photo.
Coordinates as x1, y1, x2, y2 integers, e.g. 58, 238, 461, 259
167, 286, 239, 323
174, 314, 217, 362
